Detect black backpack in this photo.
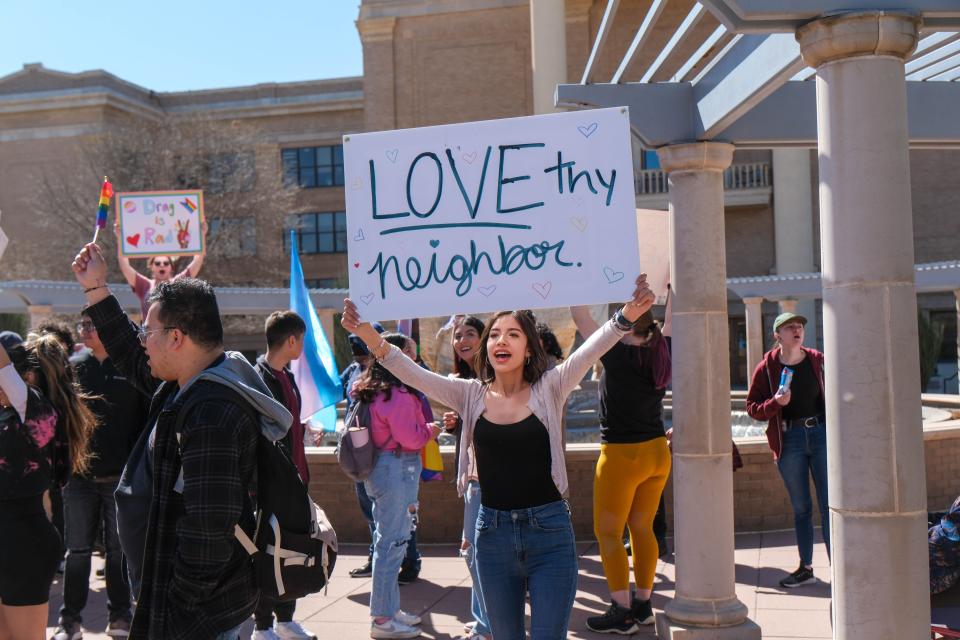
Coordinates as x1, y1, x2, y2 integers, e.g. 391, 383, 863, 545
236, 433, 338, 601
175, 386, 338, 601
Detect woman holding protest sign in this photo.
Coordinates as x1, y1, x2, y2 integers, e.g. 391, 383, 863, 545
570, 291, 672, 634
746, 312, 829, 589
352, 332, 442, 639
342, 274, 656, 640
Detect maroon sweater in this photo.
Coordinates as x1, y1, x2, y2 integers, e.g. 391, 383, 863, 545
745, 346, 825, 459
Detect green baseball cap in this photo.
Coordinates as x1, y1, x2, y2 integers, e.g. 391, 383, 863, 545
773, 312, 808, 332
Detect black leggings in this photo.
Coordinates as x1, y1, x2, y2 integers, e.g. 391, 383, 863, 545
0, 495, 62, 606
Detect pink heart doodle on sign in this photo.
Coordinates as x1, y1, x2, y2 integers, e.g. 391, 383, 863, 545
353, 262, 360, 268
386, 149, 399, 163
532, 281, 552, 299
360, 293, 375, 305
126, 234, 141, 247
462, 151, 478, 164
478, 285, 496, 297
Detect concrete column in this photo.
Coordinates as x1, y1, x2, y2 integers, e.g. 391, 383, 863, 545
356, 16, 397, 132
656, 142, 760, 640
956, 289, 960, 396
773, 149, 818, 348
530, 0, 566, 114
743, 297, 765, 373
26, 304, 54, 331
778, 298, 797, 314
797, 12, 928, 639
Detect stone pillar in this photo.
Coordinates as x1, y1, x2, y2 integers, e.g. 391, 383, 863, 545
773, 148, 818, 348
743, 296, 765, 373
27, 304, 54, 331
956, 289, 960, 395
797, 12, 928, 639
530, 0, 566, 114
656, 142, 760, 640
356, 16, 397, 132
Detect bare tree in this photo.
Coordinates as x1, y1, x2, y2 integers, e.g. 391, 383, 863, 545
33, 113, 298, 285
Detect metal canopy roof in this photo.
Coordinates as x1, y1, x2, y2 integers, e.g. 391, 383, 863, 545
557, 1, 960, 147
701, 1, 960, 32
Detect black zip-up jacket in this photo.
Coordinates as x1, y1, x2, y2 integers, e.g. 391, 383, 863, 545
86, 295, 258, 639
254, 356, 301, 455
70, 351, 149, 480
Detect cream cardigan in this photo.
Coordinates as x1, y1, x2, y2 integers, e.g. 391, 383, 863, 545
378, 318, 628, 497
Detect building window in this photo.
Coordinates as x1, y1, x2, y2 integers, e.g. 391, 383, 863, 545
284, 211, 347, 254
208, 217, 257, 257
282, 145, 344, 188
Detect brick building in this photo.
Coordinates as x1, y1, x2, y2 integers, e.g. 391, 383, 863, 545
0, 0, 957, 382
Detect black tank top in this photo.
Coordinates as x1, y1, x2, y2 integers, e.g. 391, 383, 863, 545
473, 413, 561, 510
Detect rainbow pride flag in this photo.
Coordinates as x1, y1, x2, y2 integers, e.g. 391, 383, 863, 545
93, 177, 113, 242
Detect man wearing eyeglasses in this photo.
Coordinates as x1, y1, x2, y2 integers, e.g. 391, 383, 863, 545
114, 221, 208, 319
52, 314, 149, 640
71, 241, 292, 640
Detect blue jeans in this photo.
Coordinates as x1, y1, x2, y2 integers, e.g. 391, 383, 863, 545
476, 500, 578, 640
462, 481, 491, 636
60, 477, 131, 625
777, 421, 830, 566
357, 480, 421, 571
364, 452, 422, 618
212, 623, 243, 640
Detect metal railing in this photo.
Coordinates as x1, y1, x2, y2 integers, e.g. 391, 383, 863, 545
635, 162, 771, 195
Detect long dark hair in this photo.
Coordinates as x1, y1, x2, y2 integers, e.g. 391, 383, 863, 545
631, 311, 672, 390
452, 315, 484, 380
475, 310, 549, 385
354, 333, 419, 403
21, 334, 98, 475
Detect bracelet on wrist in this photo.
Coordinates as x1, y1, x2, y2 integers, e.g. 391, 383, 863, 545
613, 309, 637, 331
372, 338, 389, 360
84, 285, 106, 294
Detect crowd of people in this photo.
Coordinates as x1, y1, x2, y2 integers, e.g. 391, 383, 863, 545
4, 238, 953, 640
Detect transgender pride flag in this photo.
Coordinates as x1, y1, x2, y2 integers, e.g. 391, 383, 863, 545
289, 231, 342, 432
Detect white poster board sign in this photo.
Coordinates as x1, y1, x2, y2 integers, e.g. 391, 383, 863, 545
635, 208, 671, 304
344, 107, 640, 321
116, 190, 205, 257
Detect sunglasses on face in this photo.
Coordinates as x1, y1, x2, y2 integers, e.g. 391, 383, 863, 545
153, 260, 171, 267
76, 321, 95, 333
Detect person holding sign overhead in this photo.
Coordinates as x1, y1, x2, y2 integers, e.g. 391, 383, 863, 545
341, 274, 656, 640
114, 220, 208, 318
746, 312, 829, 588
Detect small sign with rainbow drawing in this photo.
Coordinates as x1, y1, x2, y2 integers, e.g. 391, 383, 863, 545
116, 190, 205, 257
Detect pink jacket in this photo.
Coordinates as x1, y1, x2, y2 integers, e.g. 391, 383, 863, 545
369, 386, 433, 453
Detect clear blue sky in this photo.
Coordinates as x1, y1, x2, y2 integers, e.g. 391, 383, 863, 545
0, 1, 363, 92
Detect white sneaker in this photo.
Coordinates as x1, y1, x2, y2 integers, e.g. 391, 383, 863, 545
393, 610, 422, 626
251, 630, 281, 640
370, 618, 421, 639
275, 621, 318, 640
51, 624, 83, 640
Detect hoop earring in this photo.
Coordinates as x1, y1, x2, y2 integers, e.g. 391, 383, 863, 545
525, 356, 531, 365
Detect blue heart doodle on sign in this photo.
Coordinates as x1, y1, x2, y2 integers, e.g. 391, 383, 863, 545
478, 285, 496, 297
429, 239, 440, 248
577, 122, 599, 138
386, 149, 399, 163
360, 293, 375, 305
603, 267, 625, 284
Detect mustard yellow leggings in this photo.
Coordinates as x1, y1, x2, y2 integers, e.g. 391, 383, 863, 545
593, 438, 672, 593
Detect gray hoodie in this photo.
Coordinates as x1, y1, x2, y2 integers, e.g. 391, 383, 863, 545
180, 350, 292, 442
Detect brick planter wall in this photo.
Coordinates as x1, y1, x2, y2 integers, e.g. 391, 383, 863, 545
307, 420, 960, 544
